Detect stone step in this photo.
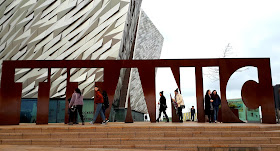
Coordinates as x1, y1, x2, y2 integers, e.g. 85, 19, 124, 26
63, 144, 280, 151
1, 144, 280, 151
1, 123, 280, 150
1, 124, 280, 133
1, 127, 280, 133
0, 137, 280, 145
0, 145, 167, 151
1, 131, 280, 139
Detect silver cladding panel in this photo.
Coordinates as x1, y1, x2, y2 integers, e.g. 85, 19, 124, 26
129, 11, 164, 113
0, 0, 139, 99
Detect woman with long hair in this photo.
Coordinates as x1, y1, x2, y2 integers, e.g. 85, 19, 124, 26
69, 88, 84, 125
205, 90, 214, 123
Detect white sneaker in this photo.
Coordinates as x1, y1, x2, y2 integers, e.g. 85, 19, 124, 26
89, 121, 93, 125
105, 120, 109, 124
101, 121, 107, 125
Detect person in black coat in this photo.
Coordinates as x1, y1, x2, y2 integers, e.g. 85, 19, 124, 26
156, 91, 169, 122
211, 90, 221, 123
204, 90, 211, 115
191, 106, 195, 121
205, 90, 214, 123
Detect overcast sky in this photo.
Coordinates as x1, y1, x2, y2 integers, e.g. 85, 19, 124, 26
141, 0, 280, 116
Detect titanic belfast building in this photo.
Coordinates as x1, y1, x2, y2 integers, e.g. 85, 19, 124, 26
0, 0, 163, 123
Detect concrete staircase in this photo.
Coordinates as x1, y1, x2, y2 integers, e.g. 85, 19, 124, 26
0, 123, 280, 151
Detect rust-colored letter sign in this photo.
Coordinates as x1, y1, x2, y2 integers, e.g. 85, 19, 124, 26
0, 59, 276, 125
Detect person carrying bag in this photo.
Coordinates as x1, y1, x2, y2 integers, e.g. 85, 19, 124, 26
172, 88, 185, 122
156, 91, 169, 122
69, 88, 84, 125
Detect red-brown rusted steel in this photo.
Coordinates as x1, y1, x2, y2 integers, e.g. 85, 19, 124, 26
240, 60, 275, 123
0, 62, 22, 125
138, 65, 156, 123
103, 67, 122, 122
195, 67, 205, 123
242, 80, 259, 109
36, 68, 51, 124
219, 59, 245, 123
0, 59, 277, 125
219, 59, 275, 123
171, 67, 181, 89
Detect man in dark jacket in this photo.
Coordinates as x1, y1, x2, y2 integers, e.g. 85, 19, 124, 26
156, 91, 169, 122
191, 106, 195, 121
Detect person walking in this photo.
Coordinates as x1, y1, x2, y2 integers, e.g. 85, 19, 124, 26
191, 106, 195, 121
90, 86, 108, 125
102, 90, 109, 122
156, 91, 169, 122
172, 88, 185, 122
69, 88, 84, 125
211, 90, 221, 123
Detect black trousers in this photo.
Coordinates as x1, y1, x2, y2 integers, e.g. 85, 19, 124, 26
191, 114, 194, 121
75, 105, 84, 123
178, 107, 183, 122
69, 108, 73, 122
208, 110, 214, 123
157, 108, 169, 121
69, 108, 76, 123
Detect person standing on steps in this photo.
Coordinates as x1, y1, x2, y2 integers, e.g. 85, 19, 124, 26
205, 90, 214, 123
90, 86, 109, 125
191, 106, 195, 121
156, 91, 169, 122
69, 88, 84, 125
209, 99, 215, 123
211, 90, 221, 123
102, 90, 110, 122
172, 88, 185, 122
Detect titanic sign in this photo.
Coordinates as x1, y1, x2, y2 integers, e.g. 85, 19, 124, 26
0, 59, 276, 125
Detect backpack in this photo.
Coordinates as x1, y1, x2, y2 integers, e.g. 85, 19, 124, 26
102, 91, 109, 109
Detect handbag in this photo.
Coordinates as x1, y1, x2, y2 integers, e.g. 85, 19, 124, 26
162, 104, 167, 109
180, 105, 185, 109
70, 105, 76, 112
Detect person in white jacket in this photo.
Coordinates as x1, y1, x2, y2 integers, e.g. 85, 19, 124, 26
172, 88, 185, 122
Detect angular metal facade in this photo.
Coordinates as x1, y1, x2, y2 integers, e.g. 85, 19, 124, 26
0, 0, 163, 114
128, 11, 164, 113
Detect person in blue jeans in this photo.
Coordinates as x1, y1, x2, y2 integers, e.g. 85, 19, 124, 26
211, 90, 221, 123
90, 86, 109, 125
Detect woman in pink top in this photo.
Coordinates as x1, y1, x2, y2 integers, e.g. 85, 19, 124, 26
69, 88, 84, 125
